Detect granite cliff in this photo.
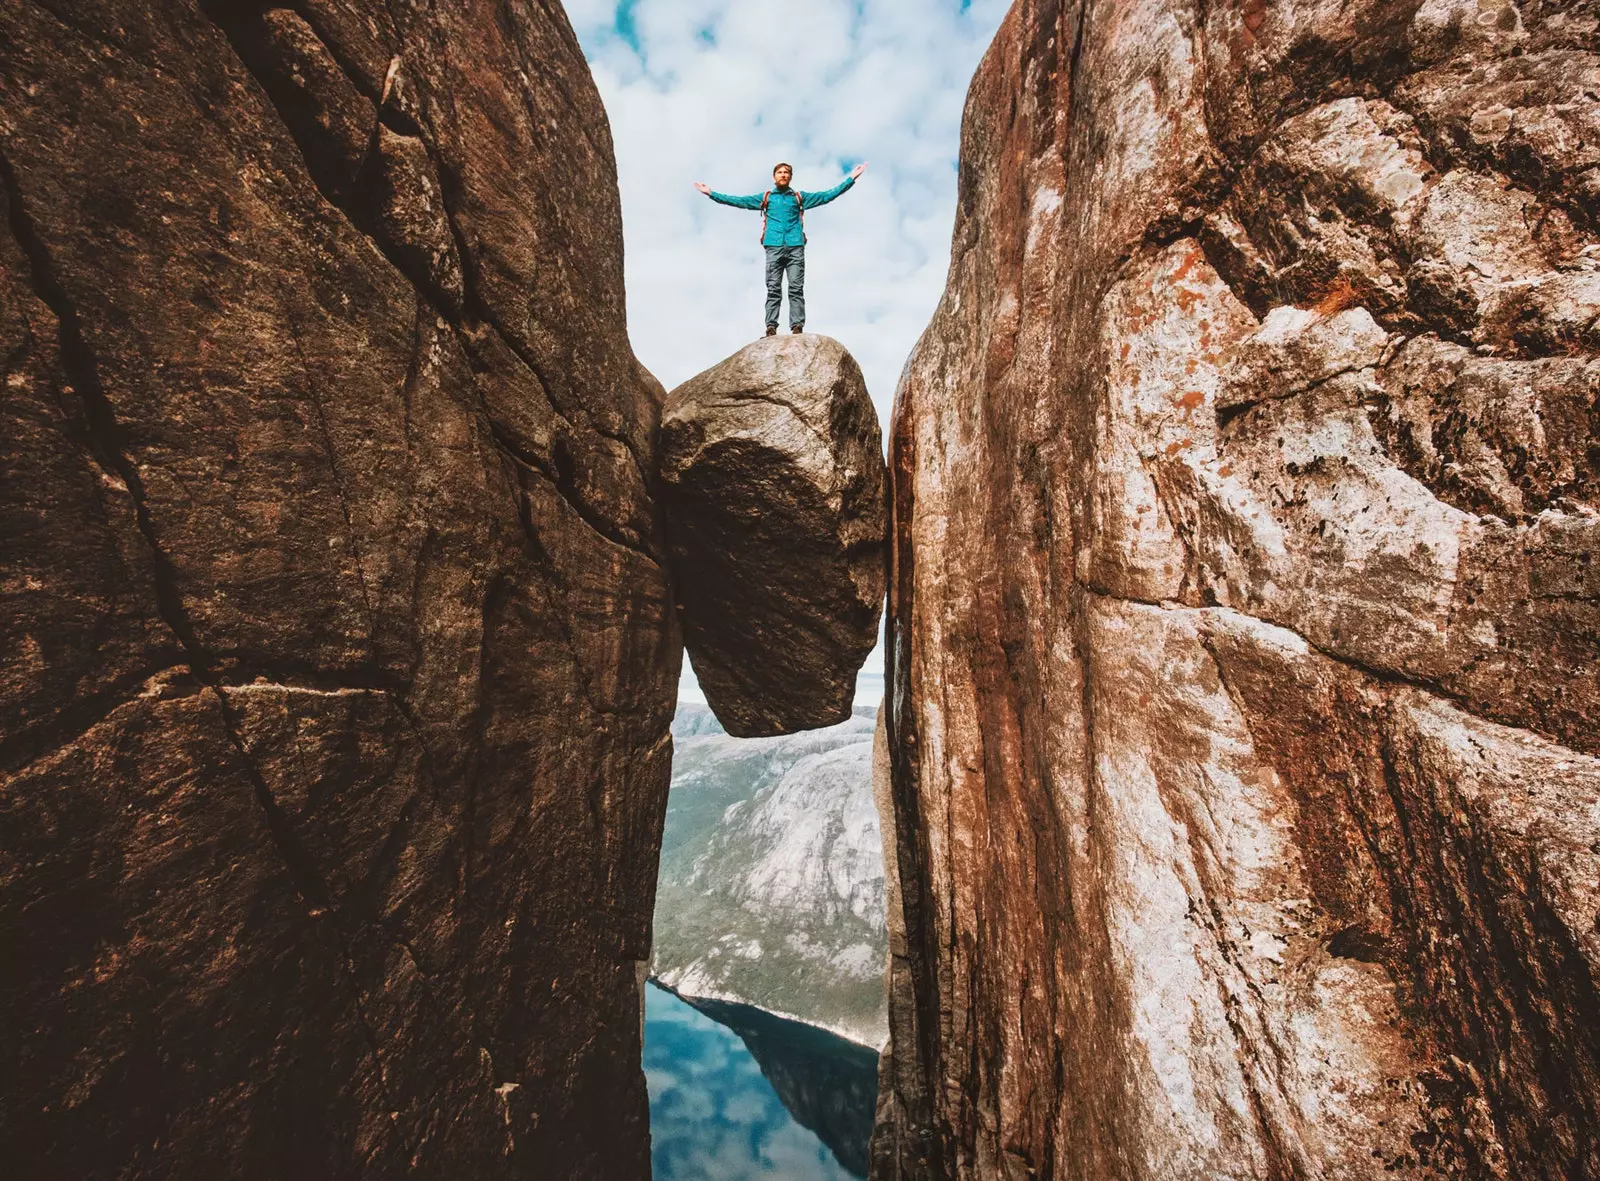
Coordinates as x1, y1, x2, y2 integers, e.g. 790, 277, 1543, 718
874, 0, 1600, 1178
2, 3, 677, 1176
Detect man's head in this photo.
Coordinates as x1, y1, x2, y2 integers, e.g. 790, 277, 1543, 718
772, 163, 793, 189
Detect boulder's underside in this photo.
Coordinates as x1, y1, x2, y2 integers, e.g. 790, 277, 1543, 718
660, 334, 886, 738
0, 3, 678, 1177
874, 1, 1600, 1178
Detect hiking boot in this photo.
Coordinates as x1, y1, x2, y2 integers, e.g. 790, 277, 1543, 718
791, 324, 804, 334
765, 325, 777, 337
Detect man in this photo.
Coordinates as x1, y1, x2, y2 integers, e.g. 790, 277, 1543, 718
694, 161, 868, 336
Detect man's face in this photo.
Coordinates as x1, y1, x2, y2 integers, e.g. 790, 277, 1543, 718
773, 166, 792, 188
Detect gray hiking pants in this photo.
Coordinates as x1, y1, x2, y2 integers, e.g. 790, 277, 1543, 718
764, 245, 805, 329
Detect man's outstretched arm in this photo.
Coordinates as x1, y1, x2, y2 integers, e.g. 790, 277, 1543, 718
693, 182, 763, 209
800, 161, 868, 209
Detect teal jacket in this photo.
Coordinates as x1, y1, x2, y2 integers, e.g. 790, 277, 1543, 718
708, 177, 856, 247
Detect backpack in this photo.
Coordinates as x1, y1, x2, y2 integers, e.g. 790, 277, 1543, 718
759, 188, 805, 245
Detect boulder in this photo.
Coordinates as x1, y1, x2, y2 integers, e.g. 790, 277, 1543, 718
659, 335, 886, 737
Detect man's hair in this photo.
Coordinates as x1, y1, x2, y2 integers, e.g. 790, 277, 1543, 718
772, 162, 792, 176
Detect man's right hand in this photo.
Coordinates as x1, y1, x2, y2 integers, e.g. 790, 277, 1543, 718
693, 182, 711, 195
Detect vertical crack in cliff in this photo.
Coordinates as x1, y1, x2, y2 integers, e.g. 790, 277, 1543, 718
878, 408, 953, 1177
0, 149, 205, 670
281, 304, 382, 660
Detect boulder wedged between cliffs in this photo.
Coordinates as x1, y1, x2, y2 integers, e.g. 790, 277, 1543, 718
659, 334, 887, 738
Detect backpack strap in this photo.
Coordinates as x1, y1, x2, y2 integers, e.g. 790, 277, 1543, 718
759, 190, 771, 243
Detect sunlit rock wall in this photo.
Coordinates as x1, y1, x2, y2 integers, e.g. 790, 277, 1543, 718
873, 0, 1600, 1177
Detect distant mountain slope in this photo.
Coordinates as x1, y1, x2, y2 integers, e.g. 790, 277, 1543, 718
652, 704, 887, 1046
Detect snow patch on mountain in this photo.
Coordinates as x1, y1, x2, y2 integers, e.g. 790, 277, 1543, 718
652, 703, 887, 1047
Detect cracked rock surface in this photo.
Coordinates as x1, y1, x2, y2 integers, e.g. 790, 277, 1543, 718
1, 3, 677, 1177
659, 334, 887, 737
873, 0, 1600, 1178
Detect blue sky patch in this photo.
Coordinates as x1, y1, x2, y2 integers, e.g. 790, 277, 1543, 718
614, 0, 642, 54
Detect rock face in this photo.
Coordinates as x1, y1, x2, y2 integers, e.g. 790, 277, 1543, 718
659, 334, 887, 737
874, 1, 1600, 1178
1, 4, 676, 1178
653, 703, 887, 1047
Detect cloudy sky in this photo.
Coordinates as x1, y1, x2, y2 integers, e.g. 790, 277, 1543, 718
565, 0, 1009, 703
567, 0, 1008, 418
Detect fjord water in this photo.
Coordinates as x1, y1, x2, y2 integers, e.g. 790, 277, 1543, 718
644, 982, 875, 1178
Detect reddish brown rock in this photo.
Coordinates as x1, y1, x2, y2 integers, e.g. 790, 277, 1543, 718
1, 3, 676, 1178
873, 1, 1600, 1177
659, 334, 886, 738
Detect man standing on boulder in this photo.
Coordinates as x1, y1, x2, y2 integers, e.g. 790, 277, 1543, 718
694, 161, 867, 337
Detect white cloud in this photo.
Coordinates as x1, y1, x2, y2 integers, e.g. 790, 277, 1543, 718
568, 0, 1008, 426
570, 0, 1007, 703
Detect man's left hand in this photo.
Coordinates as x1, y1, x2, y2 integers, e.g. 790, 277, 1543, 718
850, 162, 868, 180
